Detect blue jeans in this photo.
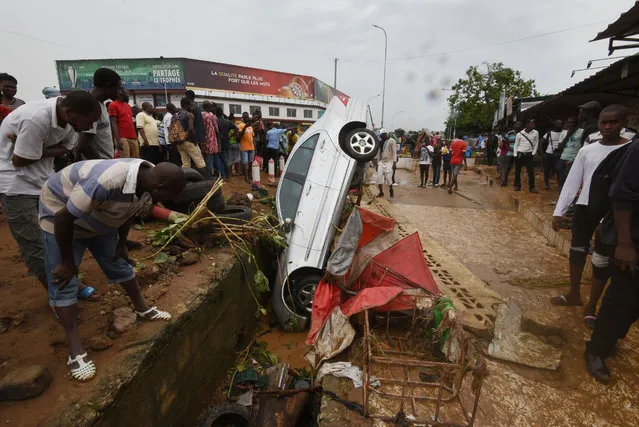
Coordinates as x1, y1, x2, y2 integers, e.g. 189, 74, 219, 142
432, 163, 441, 185
205, 153, 225, 179
241, 150, 255, 165
43, 230, 135, 307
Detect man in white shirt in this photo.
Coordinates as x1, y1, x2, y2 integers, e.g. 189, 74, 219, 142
541, 120, 566, 191
376, 129, 397, 198
550, 105, 631, 328
0, 92, 101, 291
513, 118, 539, 193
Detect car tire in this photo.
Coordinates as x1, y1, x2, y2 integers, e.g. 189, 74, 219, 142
290, 274, 322, 316
343, 128, 379, 162
183, 167, 205, 183
216, 205, 252, 225
199, 402, 253, 427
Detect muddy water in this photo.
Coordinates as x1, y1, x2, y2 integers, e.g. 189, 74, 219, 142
259, 327, 310, 370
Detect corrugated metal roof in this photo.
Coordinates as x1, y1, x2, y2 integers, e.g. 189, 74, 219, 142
592, 2, 639, 41
519, 54, 639, 122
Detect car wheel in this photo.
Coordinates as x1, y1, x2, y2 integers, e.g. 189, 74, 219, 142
199, 402, 253, 427
216, 205, 252, 225
290, 275, 321, 315
344, 128, 379, 162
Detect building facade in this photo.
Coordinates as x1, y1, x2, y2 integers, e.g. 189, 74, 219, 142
56, 57, 347, 130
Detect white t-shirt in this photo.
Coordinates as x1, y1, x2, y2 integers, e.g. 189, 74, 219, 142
83, 102, 113, 159
583, 128, 636, 146
514, 129, 539, 155
544, 130, 566, 154
419, 145, 434, 165
0, 97, 78, 196
553, 140, 631, 216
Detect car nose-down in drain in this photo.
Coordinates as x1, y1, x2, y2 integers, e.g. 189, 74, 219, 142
271, 95, 380, 330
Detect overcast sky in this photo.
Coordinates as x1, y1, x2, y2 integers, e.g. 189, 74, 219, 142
1, 0, 634, 130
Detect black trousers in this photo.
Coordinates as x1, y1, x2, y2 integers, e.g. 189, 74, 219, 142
486, 148, 495, 166
501, 156, 514, 184
141, 145, 163, 165
587, 263, 639, 358
265, 148, 281, 176
419, 164, 430, 185
514, 153, 535, 190
542, 153, 562, 188
167, 144, 182, 167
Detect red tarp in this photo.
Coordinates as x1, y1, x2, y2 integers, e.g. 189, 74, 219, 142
350, 233, 439, 295
356, 207, 396, 248
306, 208, 439, 346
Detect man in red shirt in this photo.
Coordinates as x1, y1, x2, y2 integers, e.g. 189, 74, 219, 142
108, 89, 139, 158
448, 138, 468, 194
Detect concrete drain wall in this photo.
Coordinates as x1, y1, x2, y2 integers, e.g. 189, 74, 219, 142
56, 246, 273, 427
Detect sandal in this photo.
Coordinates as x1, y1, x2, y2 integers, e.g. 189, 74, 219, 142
78, 285, 100, 302
68, 353, 96, 381
136, 306, 171, 321
550, 294, 582, 307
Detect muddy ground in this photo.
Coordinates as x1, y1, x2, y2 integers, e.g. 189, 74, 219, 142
378, 166, 639, 426
0, 175, 277, 426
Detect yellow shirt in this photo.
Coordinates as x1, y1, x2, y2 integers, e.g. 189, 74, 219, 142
237, 122, 255, 151
135, 112, 159, 146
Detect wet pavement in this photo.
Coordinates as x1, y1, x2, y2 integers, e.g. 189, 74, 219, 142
362, 165, 639, 426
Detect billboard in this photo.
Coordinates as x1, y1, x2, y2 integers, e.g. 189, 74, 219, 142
56, 59, 184, 91
313, 79, 349, 105
183, 59, 314, 100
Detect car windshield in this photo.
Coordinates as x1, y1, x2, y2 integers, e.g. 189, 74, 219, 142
278, 134, 319, 220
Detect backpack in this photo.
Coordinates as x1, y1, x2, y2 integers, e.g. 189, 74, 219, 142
168, 114, 188, 144
588, 140, 634, 222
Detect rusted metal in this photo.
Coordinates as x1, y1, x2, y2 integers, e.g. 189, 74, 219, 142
361, 305, 484, 426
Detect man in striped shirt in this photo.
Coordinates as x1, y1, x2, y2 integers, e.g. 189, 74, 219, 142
39, 158, 186, 381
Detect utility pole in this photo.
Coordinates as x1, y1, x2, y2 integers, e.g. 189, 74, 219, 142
333, 58, 339, 89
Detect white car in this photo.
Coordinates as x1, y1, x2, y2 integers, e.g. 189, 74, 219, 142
272, 96, 380, 330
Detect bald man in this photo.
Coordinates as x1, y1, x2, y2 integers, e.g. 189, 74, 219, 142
39, 159, 186, 381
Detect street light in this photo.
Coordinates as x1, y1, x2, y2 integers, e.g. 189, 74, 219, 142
372, 24, 388, 128
391, 110, 404, 130
366, 93, 381, 105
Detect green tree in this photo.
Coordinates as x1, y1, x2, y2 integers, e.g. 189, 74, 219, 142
446, 62, 539, 136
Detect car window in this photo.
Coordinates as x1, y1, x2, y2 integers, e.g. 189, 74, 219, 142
278, 134, 319, 220
279, 178, 304, 220
285, 134, 318, 177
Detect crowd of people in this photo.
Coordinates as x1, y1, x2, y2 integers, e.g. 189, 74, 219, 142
0, 67, 303, 383
481, 101, 639, 384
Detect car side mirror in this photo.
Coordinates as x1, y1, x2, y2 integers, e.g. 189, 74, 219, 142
282, 218, 293, 232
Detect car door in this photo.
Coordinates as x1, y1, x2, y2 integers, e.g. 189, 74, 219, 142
277, 133, 320, 254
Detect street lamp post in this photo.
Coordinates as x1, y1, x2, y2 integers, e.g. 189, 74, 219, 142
391, 110, 404, 130
372, 24, 387, 128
